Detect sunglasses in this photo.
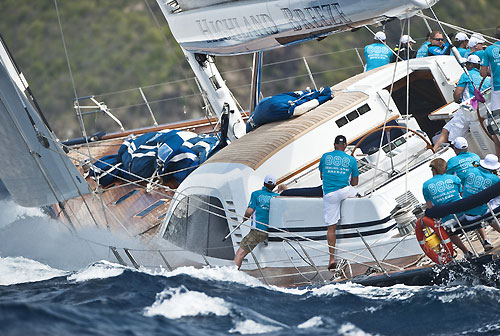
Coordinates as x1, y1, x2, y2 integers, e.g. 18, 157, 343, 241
433, 38, 444, 41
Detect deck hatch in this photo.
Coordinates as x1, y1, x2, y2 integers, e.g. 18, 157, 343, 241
114, 189, 139, 205
135, 200, 166, 218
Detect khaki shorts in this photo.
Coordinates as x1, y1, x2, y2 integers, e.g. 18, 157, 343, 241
240, 230, 268, 253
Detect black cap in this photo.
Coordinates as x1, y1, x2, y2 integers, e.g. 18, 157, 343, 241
334, 135, 347, 145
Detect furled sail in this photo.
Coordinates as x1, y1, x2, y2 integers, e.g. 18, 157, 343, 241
0, 44, 89, 207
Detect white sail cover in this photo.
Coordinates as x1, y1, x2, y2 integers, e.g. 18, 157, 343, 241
0, 58, 89, 207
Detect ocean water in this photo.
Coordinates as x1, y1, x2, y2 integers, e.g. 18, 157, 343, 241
2, 199, 500, 335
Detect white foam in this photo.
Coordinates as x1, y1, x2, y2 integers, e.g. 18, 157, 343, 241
338, 322, 373, 336
298, 316, 323, 329
0, 256, 67, 286
67, 260, 127, 283
0, 199, 44, 229
311, 282, 423, 301
229, 320, 282, 334
151, 266, 308, 295
144, 286, 231, 319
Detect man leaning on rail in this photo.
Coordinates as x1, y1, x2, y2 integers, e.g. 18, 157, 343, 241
234, 175, 279, 270
319, 135, 359, 270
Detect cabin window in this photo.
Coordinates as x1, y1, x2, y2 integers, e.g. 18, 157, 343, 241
358, 104, 370, 115
347, 110, 359, 121
335, 116, 348, 128
163, 195, 234, 260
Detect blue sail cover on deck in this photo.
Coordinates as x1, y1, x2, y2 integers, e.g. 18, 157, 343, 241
90, 130, 223, 185
246, 87, 333, 132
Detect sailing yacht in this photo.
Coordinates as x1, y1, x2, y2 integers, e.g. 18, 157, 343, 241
1, 0, 499, 287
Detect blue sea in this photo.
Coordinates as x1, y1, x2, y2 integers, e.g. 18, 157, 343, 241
1, 196, 500, 335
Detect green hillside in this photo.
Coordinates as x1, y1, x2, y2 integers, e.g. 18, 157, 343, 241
0, 0, 499, 139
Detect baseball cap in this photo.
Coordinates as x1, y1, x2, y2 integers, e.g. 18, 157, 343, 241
264, 174, 276, 185
334, 135, 347, 145
466, 54, 481, 64
469, 36, 485, 48
451, 136, 468, 149
374, 31, 386, 41
480, 154, 500, 171
455, 32, 469, 41
400, 35, 416, 44
471, 33, 485, 43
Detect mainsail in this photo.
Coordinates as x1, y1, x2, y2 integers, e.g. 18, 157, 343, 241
0, 39, 89, 207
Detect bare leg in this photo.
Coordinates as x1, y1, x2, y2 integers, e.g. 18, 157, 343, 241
477, 227, 487, 242
490, 220, 500, 234
433, 128, 449, 152
450, 235, 469, 254
234, 247, 249, 270
327, 224, 337, 268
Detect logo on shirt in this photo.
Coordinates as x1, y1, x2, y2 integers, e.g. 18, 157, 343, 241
325, 154, 350, 167
427, 179, 456, 195
258, 194, 273, 210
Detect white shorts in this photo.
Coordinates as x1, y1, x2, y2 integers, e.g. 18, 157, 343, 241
323, 185, 357, 226
491, 89, 500, 112
443, 108, 469, 142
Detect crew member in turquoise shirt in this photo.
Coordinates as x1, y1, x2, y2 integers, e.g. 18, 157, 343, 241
481, 26, 500, 115
454, 55, 491, 103
319, 135, 359, 270
234, 175, 279, 269
416, 32, 431, 58
453, 32, 469, 58
446, 137, 480, 181
466, 35, 485, 60
428, 31, 451, 56
422, 158, 471, 256
364, 31, 394, 72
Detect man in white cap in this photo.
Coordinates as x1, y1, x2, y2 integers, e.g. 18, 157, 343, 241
481, 26, 500, 116
395, 35, 416, 60
453, 32, 469, 58
467, 35, 486, 60
234, 174, 279, 269
319, 135, 359, 270
461, 153, 500, 250
364, 31, 394, 72
453, 54, 491, 103
446, 137, 480, 180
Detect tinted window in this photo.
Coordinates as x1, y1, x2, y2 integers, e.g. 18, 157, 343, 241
358, 104, 370, 115
347, 110, 359, 121
336, 116, 348, 128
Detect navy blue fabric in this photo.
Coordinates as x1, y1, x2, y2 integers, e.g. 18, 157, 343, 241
246, 87, 333, 132
92, 130, 223, 185
280, 185, 323, 197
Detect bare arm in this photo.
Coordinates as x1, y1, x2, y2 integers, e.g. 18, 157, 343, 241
453, 87, 464, 103
242, 207, 254, 222
426, 200, 433, 208
480, 65, 489, 78
350, 176, 359, 186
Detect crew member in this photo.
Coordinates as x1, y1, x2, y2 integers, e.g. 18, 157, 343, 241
467, 34, 486, 60
422, 158, 471, 257
234, 175, 279, 269
364, 31, 394, 72
453, 32, 469, 58
481, 26, 500, 115
461, 154, 500, 250
395, 35, 416, 60
446, 137, 480, 181
319, 135, 359, 270
453, 55, 491, 103
416, 32, 431, 58
428, 30, 451, 56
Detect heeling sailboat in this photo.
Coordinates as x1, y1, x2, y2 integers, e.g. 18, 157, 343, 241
1, 0, 499, 286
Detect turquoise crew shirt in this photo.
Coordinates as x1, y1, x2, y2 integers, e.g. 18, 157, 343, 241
457, 47, 468, 58
248, 187, 279, 231
364, 43, 393, 71
446, 151, 480, 181
416, 41, 431, 58
422, 174, 462, 222
462, 166, 500, 215
482, 42, 500, 91
456, 68, 491, 102
319, 150, 359, 195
